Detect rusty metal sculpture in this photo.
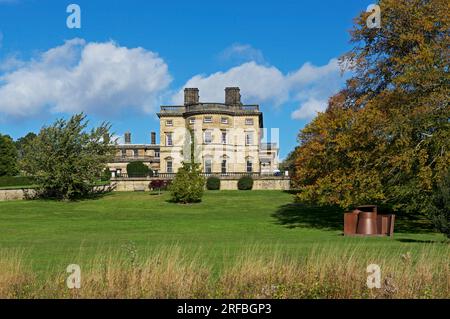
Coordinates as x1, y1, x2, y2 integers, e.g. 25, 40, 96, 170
343, 205, 395, 237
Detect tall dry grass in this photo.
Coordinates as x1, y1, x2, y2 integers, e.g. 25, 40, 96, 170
0, 244, 448, 299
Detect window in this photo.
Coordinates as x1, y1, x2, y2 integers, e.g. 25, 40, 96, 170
221, 131, 227, 144
204, 116, 212, 123
189, 118, 196, 124
204, 130, 212, 144
166, 132, 173, 146
155, 151, 160, 158
221, 117, 228, 124
166, 160, 173, 173
121, 149, 126, 158
245, 132, 253, 145
166, 120, 173, 126
204, 158, 212, 173
246, 159, 253, 173
133, 149, 139, 158
245, 118, 254, 125
221, 160, 227, 174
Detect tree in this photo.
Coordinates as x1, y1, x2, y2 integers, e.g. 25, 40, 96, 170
427, 169, 450, 238
169, 129, 205, 203
20, 113, 115, 200
15, 132, 37, 160
293, 0, 449, 236
0, 134, 18, 176
279, 146, 300, 183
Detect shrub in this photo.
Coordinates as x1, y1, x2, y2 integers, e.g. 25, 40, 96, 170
238, 176, 253, 190
206, 176, 220, 190
149, 179, 169, 194
126, 161, 151, 177
169, 162, 205, 203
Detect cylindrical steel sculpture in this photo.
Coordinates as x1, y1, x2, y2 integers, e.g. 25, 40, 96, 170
356, 212, 377, 235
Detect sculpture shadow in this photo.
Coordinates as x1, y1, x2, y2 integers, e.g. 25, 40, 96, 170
272, 203, 343, 231
272, 202, 436, 234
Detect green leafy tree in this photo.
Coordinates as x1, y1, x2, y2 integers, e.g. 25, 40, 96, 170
15, 132, 37, 160
427, 169, 450, 238
0, 134, 18, 176
20, 113, 115, 200
293, 0, 449, 236
279, 146, 300, 184
169, 129, 205, 203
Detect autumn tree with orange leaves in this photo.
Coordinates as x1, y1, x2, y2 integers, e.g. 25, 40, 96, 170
293, 0, 449, 236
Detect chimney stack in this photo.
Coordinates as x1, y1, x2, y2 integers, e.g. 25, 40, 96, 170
225, 87, 241, 105
124, 132, 131, 144
151, 132, 156, 145
184, 88, 199, 105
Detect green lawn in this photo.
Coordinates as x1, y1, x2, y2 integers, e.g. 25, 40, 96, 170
0, 191, 447, 273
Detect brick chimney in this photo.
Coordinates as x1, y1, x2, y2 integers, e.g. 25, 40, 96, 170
124, 132, 131, 144
151, 132, 156, 145
225, 87, 241, 105
184, 88, 199, 105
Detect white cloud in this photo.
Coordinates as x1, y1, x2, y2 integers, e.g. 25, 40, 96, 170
172, 62, 288, 105
219, 43, 265, 64
174, 58, 344, 119
0, 38, 172, 117
291, 98, 328, 119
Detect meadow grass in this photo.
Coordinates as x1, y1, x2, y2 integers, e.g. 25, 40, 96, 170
0, 244, 447, 298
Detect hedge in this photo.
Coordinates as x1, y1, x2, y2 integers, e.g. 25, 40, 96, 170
206, 176, 220, 190
238, 176, 253, 190
0, 176, 35, 188
126, 161, 152, 177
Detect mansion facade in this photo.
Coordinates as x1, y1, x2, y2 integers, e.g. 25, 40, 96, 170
107, 87, 279, 176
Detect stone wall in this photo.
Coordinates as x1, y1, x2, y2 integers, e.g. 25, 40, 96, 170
0, 188, 37, 201
112, 176, 290, 191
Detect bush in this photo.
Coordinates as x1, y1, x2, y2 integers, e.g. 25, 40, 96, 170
0, 176, 35, 188
149, 179, 170, 194
206, 176, 220, 190
169, 162, 205, 203
238, 176, 253, 190
126, 161, 151, 177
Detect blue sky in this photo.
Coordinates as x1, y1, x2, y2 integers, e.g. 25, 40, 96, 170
0, 0, 373, 159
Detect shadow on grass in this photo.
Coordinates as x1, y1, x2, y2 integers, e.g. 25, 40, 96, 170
28, 183, 117, 202
395, 238, 439, 243
273, 202, 436, 234
272, 203, 343, 231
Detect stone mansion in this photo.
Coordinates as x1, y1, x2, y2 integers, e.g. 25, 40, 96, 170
107, 87, 280, 177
